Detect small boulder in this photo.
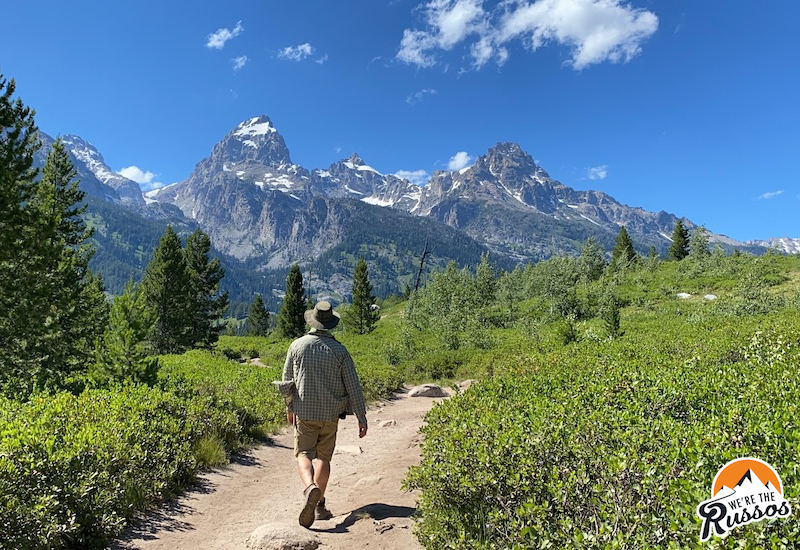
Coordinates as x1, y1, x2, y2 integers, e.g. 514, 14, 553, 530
677, 292, 691, 299
246, 523, 320, 550
704, 294, 718, 301
458, 379, 477, 392
408, 384, 447, 398
378, 419, 397, 428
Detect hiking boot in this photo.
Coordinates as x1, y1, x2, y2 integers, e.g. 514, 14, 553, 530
299, 484, 321, 528
315, 499, 333, 521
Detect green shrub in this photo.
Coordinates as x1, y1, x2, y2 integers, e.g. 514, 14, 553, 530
0, 386, 237, 550
406, 318, 800, 549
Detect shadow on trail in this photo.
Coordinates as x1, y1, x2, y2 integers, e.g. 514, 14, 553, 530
108, 477, 220, 548
314, 502, 417, 534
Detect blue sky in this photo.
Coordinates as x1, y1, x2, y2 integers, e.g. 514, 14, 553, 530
4, 1, 798, 242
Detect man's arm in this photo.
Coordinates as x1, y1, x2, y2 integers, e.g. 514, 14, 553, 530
341, 352, 368, 437
283, 347, 295, 424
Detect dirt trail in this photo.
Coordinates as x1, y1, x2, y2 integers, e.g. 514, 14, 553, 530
113, 387, 447, 550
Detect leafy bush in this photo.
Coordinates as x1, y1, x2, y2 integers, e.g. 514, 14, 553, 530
158, 350, 285, 440
406, 314, 800, 548
0, 386, 238, 550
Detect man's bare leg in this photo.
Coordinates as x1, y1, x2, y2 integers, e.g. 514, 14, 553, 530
313, 458, 331, 499
297, 456, 315, 489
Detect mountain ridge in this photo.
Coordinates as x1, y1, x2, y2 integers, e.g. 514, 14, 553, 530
32, 115, 771, 310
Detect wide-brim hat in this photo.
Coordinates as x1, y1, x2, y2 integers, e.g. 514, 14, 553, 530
304, 300, 340, 330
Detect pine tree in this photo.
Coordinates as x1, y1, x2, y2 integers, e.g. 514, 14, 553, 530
277, 264, 308, 339
0, 72, 42, 395
141, 226, 193, 354
689, 225, 710, 259
579, 236, 606, 282
348, 259, 380, 334
29, 138, 107, 382
611, 226, 637, 266
247, 294, 271, 336
92, 279, 158, 386
668, 220, 690, 261
184, 228, 229, 348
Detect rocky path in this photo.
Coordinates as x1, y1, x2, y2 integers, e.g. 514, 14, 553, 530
112, 385, 449, 550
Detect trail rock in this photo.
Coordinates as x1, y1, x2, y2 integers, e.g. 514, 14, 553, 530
458, 379, 477, 391
246, 523, 320, 550
379, 419, 397, 428
408, 384, 447, 398
704, 294, 718, 300
677, 292, 691, 299
374, 520, 393, 533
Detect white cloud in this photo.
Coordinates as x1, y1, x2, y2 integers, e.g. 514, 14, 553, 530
279, 43, 315, 61
447, 151, 473, 170
118, 165, 165, 191
406, 88, 438, 104
587, 165, 608, 180
395, 169, 430, 186
398, 0, 487, 67
206, 21, 244, 50
398, 0, 658, 70
232, 55, 249, 71
315, 54, 329, 64
758, 190, 783, 200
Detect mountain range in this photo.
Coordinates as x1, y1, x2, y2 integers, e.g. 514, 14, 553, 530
35, 115, 780, 313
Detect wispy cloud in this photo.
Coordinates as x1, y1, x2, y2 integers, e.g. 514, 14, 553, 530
232, 55, 249, 71
757, 190, 783, 200
206, 21, 244, 50
395, 169, 430, 186
315, 54, 329, 64
118, 165, 164, 191
587, 165, 608, 180
397, 0, 658, 71
406, 88, 438, 104
279, 43, 315, 61
448, 151, 473, 170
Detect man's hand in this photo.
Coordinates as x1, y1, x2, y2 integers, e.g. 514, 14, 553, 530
358, 424, 368, 438
287, 411, 295, 426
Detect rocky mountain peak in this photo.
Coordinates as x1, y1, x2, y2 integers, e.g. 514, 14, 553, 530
478, 141, 550, 182
345, 153, 366, 167
59, 134, 144, 204
208, 115, 292, 170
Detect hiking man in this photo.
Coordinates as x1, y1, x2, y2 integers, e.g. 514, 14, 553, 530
281, 301, 368, 528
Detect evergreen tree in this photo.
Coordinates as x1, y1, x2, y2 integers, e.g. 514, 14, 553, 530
29, 138, 107, 382
247, 294, 271, 336
668, 220, 690, 261
348, 259, 380, 334
0, 72, 42, 395
277, 264, 308, 339
184, 228, 229, 348
579, 237, 606, 282
611, 226, 637, 266
689, 225, 710, 259
92, 279, 158, 386
141, 226, 193, 354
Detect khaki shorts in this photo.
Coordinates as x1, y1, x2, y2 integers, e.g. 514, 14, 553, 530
294, 418, 339, 462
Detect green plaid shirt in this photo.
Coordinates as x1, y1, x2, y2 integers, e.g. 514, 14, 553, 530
282, 331, 367, 426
